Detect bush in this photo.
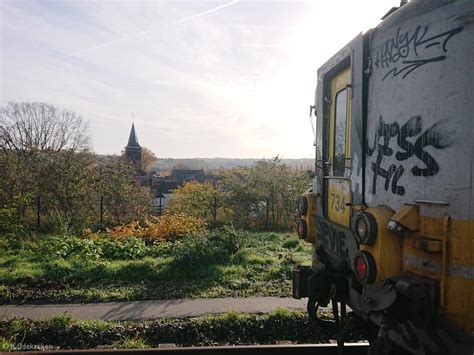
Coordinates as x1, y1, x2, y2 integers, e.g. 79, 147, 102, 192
282, 237, 299, 249
42, 236, 102, 260
41, 235, 149, 261
208, 226, 248, 256
171, 235, 213, 267
95, 237, 148, 260
141, 213, 207, 241
171, 227, 248, 268
0, 194, 32, 237
106, 214, 207, 241
106, 222, 141, 239
167, 181, 224, 226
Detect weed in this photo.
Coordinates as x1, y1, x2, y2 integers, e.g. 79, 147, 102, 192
79, 319, 111, 332
45, 313, 73, 329
112, 337, 150, 349
0, 336, 14, 351
282, 237, 299, 249
269, 307, 296, 318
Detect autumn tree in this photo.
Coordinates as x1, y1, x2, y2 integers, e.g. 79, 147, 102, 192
96, 161, 152, 225
0, 101, 89, 152
0, 102, 93, 232
167, 181, 225, 226
167, 158, 310, 231
219, 158, 309, 231
140, 147, 158, 173
0, 102, 153, 234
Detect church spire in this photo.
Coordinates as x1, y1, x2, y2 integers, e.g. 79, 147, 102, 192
125, 122, 142, 163
126, 122, 141, 148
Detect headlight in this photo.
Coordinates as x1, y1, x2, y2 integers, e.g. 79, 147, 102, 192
352, 212, 377, 245
356, 217, 368, 240
297, 196, 308, 215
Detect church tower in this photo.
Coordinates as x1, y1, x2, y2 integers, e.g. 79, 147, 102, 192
125, 123, 142, 162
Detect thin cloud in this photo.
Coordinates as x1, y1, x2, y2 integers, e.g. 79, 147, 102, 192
236, 25, 292, 30
64, 0, 239, 58
64, 29, 152, 58
173, 0, 239, 24
240, 43, 283, 48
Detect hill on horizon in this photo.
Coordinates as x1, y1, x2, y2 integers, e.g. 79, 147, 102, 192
152, 157, 314, 172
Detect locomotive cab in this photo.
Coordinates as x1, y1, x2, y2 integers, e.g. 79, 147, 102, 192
294, 1, 474, 354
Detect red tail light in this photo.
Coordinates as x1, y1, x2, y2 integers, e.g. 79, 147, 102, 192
353, 251, 376, 284
297, 219, 307, 240
355, 255, 368, 280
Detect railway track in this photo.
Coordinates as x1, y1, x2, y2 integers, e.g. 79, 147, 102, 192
23, 343, 370, 355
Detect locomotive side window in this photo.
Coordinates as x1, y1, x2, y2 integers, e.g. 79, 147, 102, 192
333, 89, 348, 176
325, 65, 351, 227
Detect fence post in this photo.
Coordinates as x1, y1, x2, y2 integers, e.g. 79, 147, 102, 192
99, 194, 104, 227
36, 195, 41, 231
265, 198, 269, 231
212, 195, 217, 228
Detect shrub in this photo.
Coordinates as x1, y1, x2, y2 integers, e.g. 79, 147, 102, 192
106, 222, 141, 239
0, 194, 32, 237
95, 237, 148, 260
171, 226, 248, 268
282, 237, 299, 249
166, 181, 224, 226
105, 214, 206, 242
42, 236, 102, 260
140, 214, 206, 241
146, 240, 172, 258
208, 226, 248, 256
171, 235, 212, 267
41, 235, 149, 261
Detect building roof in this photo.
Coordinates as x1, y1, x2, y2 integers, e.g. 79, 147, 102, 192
126, 123, 141, 148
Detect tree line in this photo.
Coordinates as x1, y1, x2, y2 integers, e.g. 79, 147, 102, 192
0, 102, 150, 235
0, 102, 311, 236
167, 158, 310, 231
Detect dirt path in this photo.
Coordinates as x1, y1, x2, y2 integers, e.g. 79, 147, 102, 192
0, 297, 323, 320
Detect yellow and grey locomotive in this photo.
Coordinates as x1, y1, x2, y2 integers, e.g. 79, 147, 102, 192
294, 1, 473, 354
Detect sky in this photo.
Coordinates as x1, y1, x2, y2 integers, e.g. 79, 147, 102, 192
0, 0, 400, 158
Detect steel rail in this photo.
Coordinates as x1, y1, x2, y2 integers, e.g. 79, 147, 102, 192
21, 342, 370, 355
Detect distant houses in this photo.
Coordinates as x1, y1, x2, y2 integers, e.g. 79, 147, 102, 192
123, 123, 215, 214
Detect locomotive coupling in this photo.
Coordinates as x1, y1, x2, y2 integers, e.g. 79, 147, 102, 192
292, 265, 349, 320
292, 265, 312, 299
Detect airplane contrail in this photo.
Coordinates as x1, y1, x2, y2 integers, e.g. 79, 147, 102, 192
65, 30, 151, 58
173, 0, 239, 24
240, 44, 282, 48
64, 0, 239, 58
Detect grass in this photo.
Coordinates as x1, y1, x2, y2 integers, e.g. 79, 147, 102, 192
0, 310, 365, 350
0, 230, 311, 304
